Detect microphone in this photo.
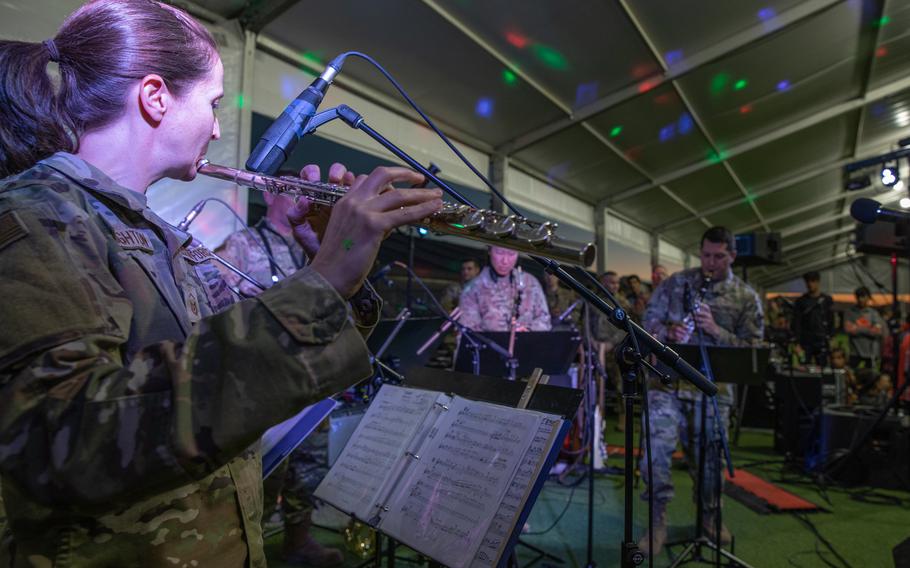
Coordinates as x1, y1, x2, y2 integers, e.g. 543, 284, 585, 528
245, 58, 344, 175
177, 199, 208, 231
851, 197, 910, 224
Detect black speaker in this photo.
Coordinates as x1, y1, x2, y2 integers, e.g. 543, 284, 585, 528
734, 232, 782, 266
855, 220, 910, 256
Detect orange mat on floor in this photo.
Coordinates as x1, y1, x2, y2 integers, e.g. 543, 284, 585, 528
724, 468, 821, 513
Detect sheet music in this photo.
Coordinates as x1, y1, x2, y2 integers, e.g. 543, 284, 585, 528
470, 415, 560, 568
314, 385, 442, 521
380, 396, 542, 568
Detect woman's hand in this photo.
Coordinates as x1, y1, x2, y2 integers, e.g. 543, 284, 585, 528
306, 166, 442, 298
287, 163, 355, 259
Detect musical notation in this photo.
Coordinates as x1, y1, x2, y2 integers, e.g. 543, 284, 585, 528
470, 415, 558, 567
380, 397, 542, 568
314, 385, 441, 521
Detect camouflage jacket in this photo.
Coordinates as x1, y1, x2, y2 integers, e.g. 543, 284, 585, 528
545, 285, 581, 328
643, 267, 764, 401
0, 153, 375, 567
440, 281, 463, 313
458, 267, 551, 332
593, 294, 633, 347
217, 218, 307, 297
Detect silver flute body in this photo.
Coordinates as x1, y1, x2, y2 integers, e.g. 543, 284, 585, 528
196, 160, 596, 266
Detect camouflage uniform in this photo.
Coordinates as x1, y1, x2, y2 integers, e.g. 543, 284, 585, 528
594, 294, 633, 418
0, 153, 378, 567
440, 281, 462, 313
640, 268, 763, 513
217, 218, 306, 297
545, 284, 580, 328
217, 219, 321, 528
458, 266, 551, 332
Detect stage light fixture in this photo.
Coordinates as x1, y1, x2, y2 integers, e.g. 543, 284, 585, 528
881, 164, 899, 187
900, 197, 910, 209
894, 180, 905, 191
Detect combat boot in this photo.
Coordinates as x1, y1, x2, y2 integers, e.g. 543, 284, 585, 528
702, 514, 731, 545
283, 513, 345, 567
636, 505, 668, 557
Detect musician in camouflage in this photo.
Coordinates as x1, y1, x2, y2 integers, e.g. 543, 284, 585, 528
440, 257, 481, 312
543, 271, 580, 328
217, 178, 347, 566
0, 2, 442, 565
458, 246, 551, 332
637, 227, 763, 557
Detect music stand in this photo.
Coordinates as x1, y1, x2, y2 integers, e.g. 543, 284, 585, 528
453, 330, 580, 378
366, 316, 445, 373
671, 345, 771, 447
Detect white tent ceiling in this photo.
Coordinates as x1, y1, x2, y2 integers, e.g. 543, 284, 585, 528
184, 0, 910, 286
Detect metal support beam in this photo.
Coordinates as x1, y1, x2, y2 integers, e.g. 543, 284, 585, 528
238, 0, 302, 33
785, 225, 856, 254
489, 154, 509, 214
497, 0, 842, 155
656, 138, 901, 232
616, 0, 770, 232
781, 191, 903, 237
735, 184, 885, 233
595, 202, 608, 273
757, 251, 856, 287
605, 74, 910, 205
421, 0, 711, 232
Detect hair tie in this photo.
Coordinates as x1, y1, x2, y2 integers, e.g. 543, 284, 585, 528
42, 39, 60, 63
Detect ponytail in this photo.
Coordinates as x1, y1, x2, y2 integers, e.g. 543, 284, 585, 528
0, 39, 75, 177
0, 0, 217, 179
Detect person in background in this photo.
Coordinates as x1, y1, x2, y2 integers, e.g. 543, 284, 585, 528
651, 264, 668, 290
626, 274, 650, 322
440, 257, 481, 312
593, 271, 632, 431
544, 270, 580, 328
844, 286, 885, 370
792, 271, 834, 366
217, 170, 350, 567
831, 347, 858, 405
458, 246, 550, 332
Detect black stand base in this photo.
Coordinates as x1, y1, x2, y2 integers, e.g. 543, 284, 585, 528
516, 539, 566, 567
667, 537, 754, 568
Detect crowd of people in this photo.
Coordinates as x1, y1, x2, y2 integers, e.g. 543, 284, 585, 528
767, 273, 896, 406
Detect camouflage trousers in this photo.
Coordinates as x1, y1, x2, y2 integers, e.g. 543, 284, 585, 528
639, 389, 731, 513
263, 429, 330, 527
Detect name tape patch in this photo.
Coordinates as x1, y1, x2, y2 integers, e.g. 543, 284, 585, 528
114, 229, 154, 253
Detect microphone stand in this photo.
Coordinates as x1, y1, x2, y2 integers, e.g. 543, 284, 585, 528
667, 282, 748, 568
300, 103, 717, 568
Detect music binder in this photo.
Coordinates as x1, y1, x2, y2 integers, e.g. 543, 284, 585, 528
314, 383, 572, 568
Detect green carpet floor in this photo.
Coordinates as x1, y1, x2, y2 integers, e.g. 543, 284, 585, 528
265, 422, 909, 568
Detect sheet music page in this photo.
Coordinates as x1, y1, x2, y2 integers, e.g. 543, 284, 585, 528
314, 385, 442, 521
380, 396, 542, 568
470, 414, 561, 568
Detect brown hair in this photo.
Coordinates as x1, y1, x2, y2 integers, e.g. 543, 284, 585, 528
0, 0, 218, 177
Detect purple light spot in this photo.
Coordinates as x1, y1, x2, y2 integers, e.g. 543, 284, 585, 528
758, 7, 776, 21
475, 97, 494, 118
547, 162, 571, 183
678, 112, 693, 135
664, 49, 684, 66
776, 80, 790, 92
574, 81, 599, 108
870, 103, 886, 117
659, 124, 676, 143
